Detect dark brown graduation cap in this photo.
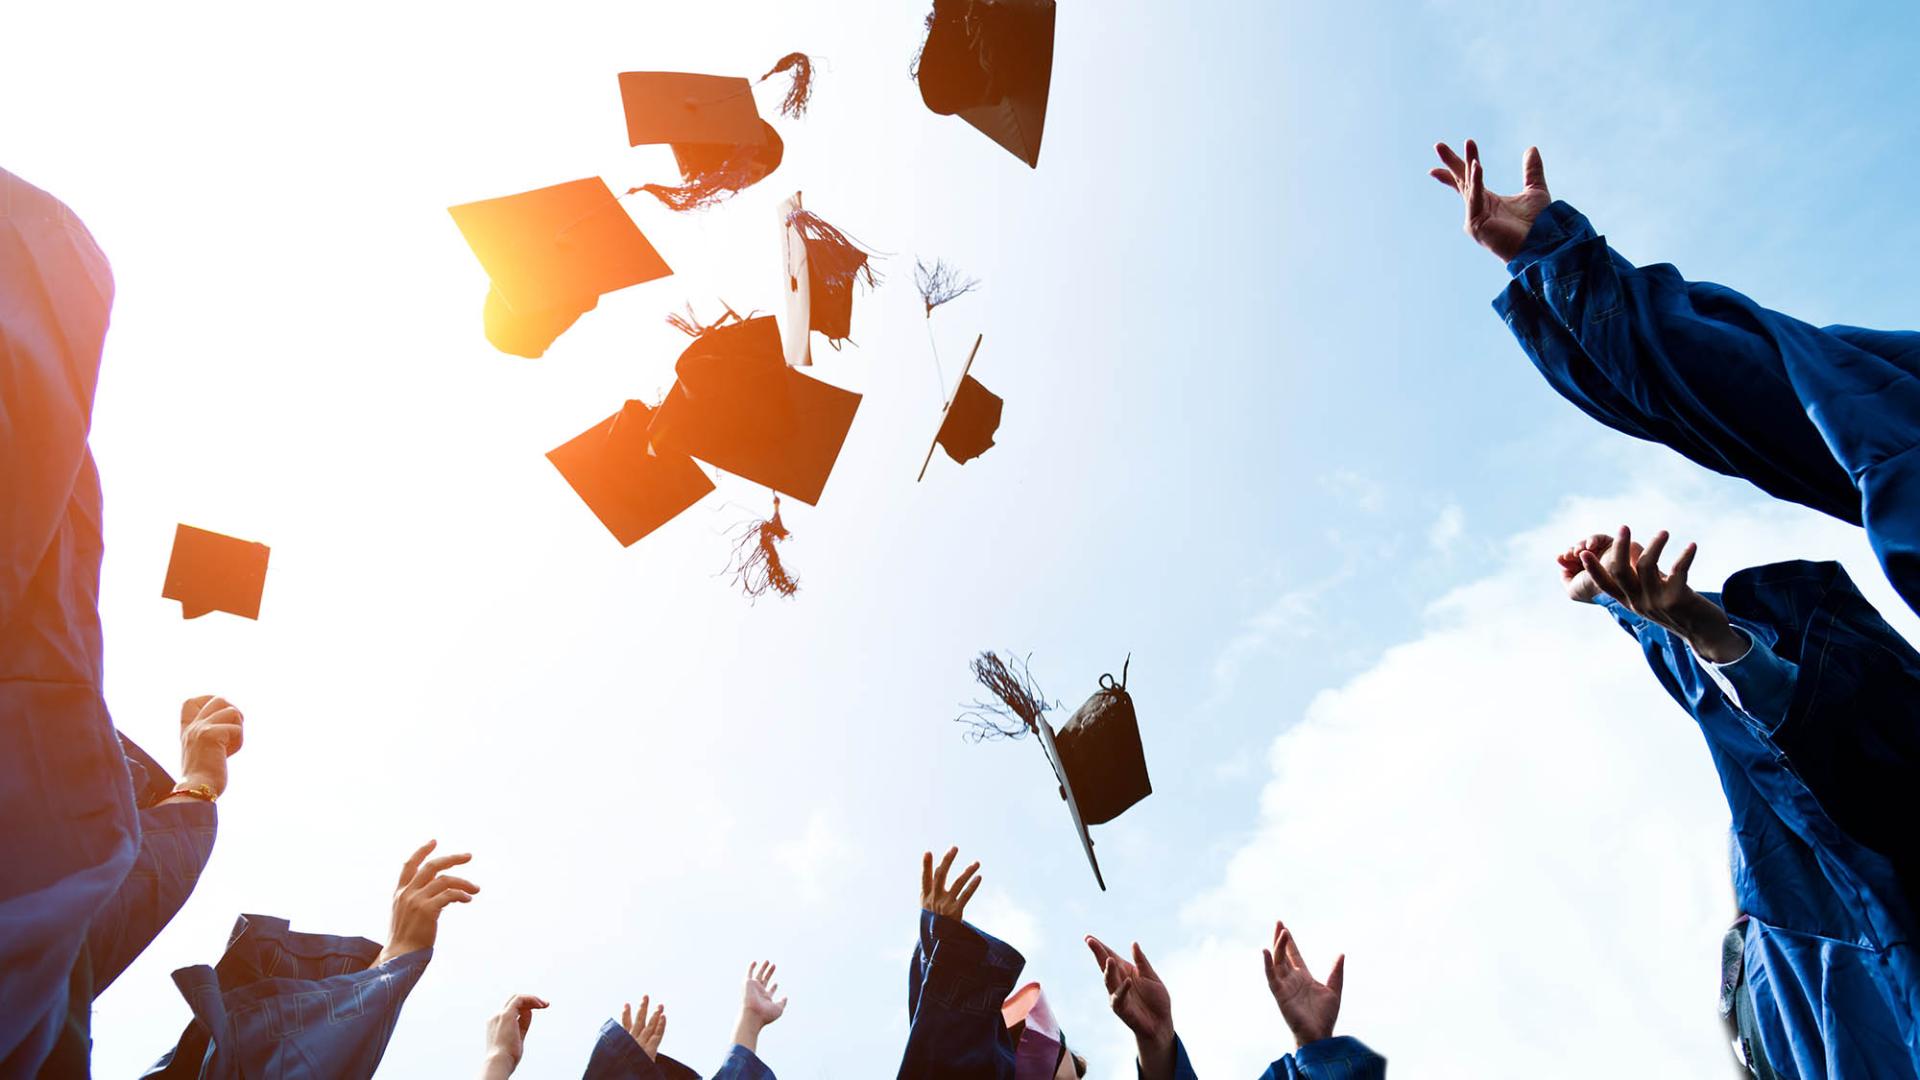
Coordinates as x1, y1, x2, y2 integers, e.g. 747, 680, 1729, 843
916, 0, 1056, 167
647, 315, 862, 506
619, 72, 785, 210
917, 335, 1003, 480
781, 192, 881, 367
1052, 657, 1151, 826
449, 178, 673, 358
163, 524, 269, 620
547, 400, 715, 546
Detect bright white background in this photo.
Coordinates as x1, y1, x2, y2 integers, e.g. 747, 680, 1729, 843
7, 1, 1920, 1076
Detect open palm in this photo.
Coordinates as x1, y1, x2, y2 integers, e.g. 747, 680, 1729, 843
1263, 920, 1344, 1047
1430, 139, 1551, 262
742, 961, 788, 1026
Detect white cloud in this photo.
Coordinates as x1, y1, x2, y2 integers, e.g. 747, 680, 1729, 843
1100, 476, 1914, 1079
1428, 503, 1465, 554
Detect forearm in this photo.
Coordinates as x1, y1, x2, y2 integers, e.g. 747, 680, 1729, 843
732, 1014, 765, 1054
478, 1051, 517, 1080
1135, 1033, 1176, 1080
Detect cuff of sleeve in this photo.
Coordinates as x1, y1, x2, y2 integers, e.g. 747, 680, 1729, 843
141, 797, 218, 832
1503, 200, 1594, 277
720, 1044, 776, 1080
1290, 1035, 1384, 1068
1700, 626, 1758, 670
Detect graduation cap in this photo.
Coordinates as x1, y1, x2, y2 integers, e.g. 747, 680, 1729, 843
163, 524, 269, 620
917, 334, 1004, 480
619, 65, 809, 211
449, 178, 673, 358
961, 652, 1148, 890
647, 314, 862, 506
915, 0, 1056, 167
780, 192, 882, 367
547, 400, 715, 546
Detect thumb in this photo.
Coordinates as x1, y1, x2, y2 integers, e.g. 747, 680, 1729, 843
1326, 954, 1346, 997
1522, 145, 1547, 191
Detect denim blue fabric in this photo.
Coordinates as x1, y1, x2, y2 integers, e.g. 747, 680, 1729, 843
899, 911, 1026, 1078
85, 799, 218, 995
712, 1043, 776, 1080
1259, 1037, 1387, 1080
0, 165, 138, 1076
1702, 628, 1799, 733
1493, 200, 1920, 620
143, 915, 430, 1079
582, 1018, 706, 1080
1599, 567, 1920, 1077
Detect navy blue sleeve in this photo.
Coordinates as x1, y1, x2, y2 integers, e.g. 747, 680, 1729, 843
1490, 200, 1861, 525
898, 910, 1024, 1079
83, 800, 217, 995
582, 1019, 668, 1080
1260, 1036, 1387, 1079
711, 1043, 774, 1080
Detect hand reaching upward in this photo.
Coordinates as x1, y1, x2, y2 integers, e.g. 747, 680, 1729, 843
1430, 139, 1551, 262
1087, 935, 1175, 1080
621, 996, 666, 1060
733, 960, 787, 1053
920, 847, 981, 921
1262, 919, 1345, 1048
372, 840, 479, 967
1558, 532, 1640, 604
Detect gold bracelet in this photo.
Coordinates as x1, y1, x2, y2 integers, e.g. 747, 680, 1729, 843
169, 782, 219, 803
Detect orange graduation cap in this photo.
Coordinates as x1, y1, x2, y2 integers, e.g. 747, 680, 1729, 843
647, 314, 861, 506
163, 524, 270, 620
619, 69, 801, 211
548, 400, 715, 546
780, 192, 881, 367
916, 0, 1056, 167
449, 178, 673, 358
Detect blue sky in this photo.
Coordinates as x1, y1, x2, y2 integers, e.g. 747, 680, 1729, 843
8, 0, 1920, 1076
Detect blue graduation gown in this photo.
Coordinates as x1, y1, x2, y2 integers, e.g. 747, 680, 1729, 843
1494, 201, 1920, 619
901, 911, 1209, 1079
581, 1019, 774, 1080
143, 915, 431, 1079
1597, 564, 1920, 1077
0, 165, 137, 1075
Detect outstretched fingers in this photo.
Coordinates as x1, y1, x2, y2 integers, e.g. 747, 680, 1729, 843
397, 840, 436, 888
1327, 954, 1346, 995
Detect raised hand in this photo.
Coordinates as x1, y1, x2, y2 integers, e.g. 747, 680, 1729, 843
1086, 935, 1175, 1080
171, 694, 244, 799
733, 960, 788, 1053
920, 847, 981, 921
480, 993, 548, 1078
1429, 139, 1551, 262
1578, 525, 1746, 662
1262, 919, 1344, 1048
1557, 532, 1639, 603
372, 840, 480, 966
622, 996, 667, 1060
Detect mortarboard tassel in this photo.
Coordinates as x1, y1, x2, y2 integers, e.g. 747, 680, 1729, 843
958, 650, 1054, 742
759, 53, 815, 119
790, 210, 881, 293
728, 496, 799, 601
914, 257, 980, 317
634, 157, 766, 212
666, 302, 745, 339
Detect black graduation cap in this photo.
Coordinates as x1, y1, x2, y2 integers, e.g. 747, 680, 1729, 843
962, 652, 1150, 890
781, 192, 881, 367
163, 524, 270, 620
449, 178, 674, 357
619, 71, 790, 211
547, 400, 715, 546
916, 0, 1056, 167
647, 315, 862, 506
917, 334, 1004, 480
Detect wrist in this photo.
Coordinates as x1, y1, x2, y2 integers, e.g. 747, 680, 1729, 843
176, 767, 227, 797
1681, 615, 1746, 664
731, 1015, 764, 1053
1135, 1030, 1176, 1080
1292, 1026, 1333, 1049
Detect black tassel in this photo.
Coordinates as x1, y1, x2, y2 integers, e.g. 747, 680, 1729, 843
914, 257, 981, 316
760, 53, 815, 118
728, 496, 799, 601
789, 209, 882, 292
956, 650, 1054, 742
636, 162, 759, 212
